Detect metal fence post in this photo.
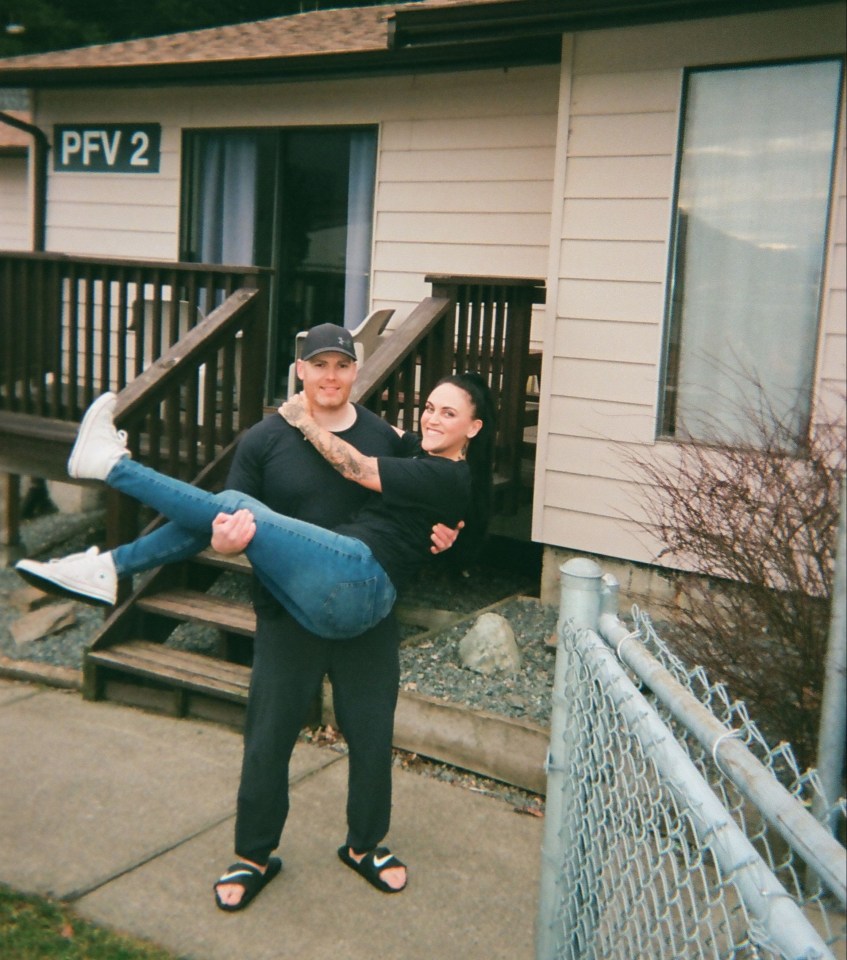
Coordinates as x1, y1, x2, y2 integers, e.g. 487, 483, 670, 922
558, 556, 604, 632
815, 475, 846, 835
537, 558, 603, 960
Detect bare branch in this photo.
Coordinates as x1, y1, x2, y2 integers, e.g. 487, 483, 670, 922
624, 384, 845, 768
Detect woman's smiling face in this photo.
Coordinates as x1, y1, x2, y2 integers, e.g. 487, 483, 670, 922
420, 382, 482, 460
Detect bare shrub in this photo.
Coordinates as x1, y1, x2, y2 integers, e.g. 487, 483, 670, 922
628, 398, 845, 769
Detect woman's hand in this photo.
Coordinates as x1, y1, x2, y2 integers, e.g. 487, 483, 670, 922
430, 520, 464, 554
211, 509, 256, 554
279, 391, 311, 427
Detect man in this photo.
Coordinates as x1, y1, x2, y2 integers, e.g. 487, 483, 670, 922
212, 323, 457, 910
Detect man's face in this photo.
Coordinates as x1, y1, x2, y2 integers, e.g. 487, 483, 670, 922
296, 353, 357, 411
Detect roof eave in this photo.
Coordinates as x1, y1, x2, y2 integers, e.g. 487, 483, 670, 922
0, 36, 562, 89
389, 0, 837, 47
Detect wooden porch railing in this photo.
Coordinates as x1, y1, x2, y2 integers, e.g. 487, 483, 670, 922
0, 251, 269, 422
104, 285, 269, 551
0, 251, 270, 552
355, 274, 545, 513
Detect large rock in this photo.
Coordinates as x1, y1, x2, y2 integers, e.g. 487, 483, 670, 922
458, 612, 521, 676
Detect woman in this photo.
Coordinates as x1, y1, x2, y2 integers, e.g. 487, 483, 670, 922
16, 373, 495, 641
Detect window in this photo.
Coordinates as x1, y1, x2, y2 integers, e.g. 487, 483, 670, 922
181, 127, 378, 399
659, 59, 842, 446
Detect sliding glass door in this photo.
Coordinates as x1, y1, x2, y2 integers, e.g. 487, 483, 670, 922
182, 126, 377, 400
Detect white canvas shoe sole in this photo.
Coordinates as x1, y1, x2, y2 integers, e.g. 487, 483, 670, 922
15, 553, 117, 606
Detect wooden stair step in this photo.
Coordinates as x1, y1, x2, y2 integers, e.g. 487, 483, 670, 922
194, 548, 252, 572
136, 588, 256, 635
137, 581, 462, 638
87, 640, 251, 703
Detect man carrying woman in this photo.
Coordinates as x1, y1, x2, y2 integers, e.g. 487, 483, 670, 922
17, 323, 495, 910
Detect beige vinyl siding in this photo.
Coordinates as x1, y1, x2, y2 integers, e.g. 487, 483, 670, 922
814, 90, 846, 428
565, 157, 676, 200
0, 156, 29, 250
378, 180, 551, 214
36, 66, 559, 317
575, 6, 844, 72
48, 195, 178, 236
558, 317, 660, 366
558, 239, 666, 283
556, 277, 665, 323
540, 506, 658, 564
534, 2, 847, 565
372, 67, 558, 321
546, 395, 656, 443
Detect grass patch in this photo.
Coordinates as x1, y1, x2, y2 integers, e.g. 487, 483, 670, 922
0, 884, 179, 959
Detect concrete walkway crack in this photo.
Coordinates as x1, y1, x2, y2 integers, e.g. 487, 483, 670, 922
62, 808, 238, 902
63, 751, 348, 902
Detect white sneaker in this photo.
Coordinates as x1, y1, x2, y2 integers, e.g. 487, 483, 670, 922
67, 392, 130, 480
16, 547, 118, 605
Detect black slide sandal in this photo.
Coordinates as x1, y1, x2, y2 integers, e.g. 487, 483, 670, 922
213, 857, 282, 912
338, 845, 407, 893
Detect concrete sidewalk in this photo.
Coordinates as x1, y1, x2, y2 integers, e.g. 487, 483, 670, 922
0, 677, 543, 960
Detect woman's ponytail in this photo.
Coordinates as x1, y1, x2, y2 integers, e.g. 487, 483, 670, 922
435, 371, 496, 562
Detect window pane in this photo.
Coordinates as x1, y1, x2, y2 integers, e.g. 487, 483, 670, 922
661, 60, 842, 445
183, 130, 264, 265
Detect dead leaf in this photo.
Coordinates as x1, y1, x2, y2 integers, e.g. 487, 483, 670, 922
513, 805, 544, 818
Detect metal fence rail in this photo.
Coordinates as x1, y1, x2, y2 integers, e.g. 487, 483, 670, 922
537, 557, 847, 960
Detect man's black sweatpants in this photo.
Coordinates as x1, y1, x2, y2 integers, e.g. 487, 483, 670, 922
234, 610, 401, 865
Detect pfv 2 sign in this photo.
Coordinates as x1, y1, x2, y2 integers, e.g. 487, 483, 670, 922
54, 124, 161, 173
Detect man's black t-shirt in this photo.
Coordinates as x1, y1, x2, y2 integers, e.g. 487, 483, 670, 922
226, 404, 404, 616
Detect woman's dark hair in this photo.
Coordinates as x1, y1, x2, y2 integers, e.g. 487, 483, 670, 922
435, 371, 496, 560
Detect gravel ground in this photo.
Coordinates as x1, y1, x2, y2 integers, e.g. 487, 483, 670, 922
3, 513, 557, 728
399, 597, 557, 727
1, 510, 110, 671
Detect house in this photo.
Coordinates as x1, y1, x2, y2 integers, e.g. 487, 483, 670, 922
0, 101, 31, 250
0, 0, 844, 609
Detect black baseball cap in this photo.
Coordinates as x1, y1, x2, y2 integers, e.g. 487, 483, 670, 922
300, 323, 357, 362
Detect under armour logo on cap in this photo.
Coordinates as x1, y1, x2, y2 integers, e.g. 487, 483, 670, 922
300, 323, 358, 362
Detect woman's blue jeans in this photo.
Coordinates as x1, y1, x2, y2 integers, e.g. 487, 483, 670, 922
107, 458, 396, 640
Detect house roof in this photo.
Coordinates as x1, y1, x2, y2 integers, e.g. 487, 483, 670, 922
0, 1, 553, 88
0, 0, 831, 88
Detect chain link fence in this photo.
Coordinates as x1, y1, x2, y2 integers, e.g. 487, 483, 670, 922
537, 558, 846, 960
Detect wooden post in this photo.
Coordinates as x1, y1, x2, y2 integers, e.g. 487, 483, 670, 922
0, 472, 22, 565
105, 487, 138, 604
499, 285, 534, 513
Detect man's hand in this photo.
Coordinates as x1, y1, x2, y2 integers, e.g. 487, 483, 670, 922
430, 520, 464, 554
211, 509, 256, 554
